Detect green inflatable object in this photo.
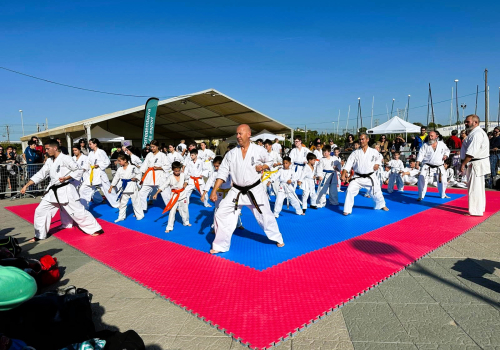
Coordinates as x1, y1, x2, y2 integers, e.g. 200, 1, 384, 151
0, 266, 37, 311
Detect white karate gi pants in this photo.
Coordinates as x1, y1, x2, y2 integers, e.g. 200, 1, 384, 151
166, 199, 190, 231
316, 174, 339, 207
34, 198, 102, 240
387, 173, 404, 193
344, 176, 386, 214
274, 190, 303, 216
185, 179, 208, 206
139, 185, 171, 211
467, 165, 486, 216
80, 180, 119, 209
213, 185, 283, 252
117, 192, 144, 221
212, 190, 242, 229
302, 188, 318, 210
403, 175, 418, 186
418, 165, 447, 199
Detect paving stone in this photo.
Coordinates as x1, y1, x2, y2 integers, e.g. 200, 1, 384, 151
342, 303, 410, 343
352, 342, 417, 349
293, 310, 350, 342
170, 335, 232, 350
416, 344, 482, 349
378, 276, 435, 304
141, 335, 176, 350
131, 297, 190, 336
414, 276, 489, 305
440, 304, 500, 348
453, 276, 500, 309
349, 286, 386, 303
433, 258, 497, 278
291, 338, 354, 349
427, 244, 466, 259
406, 258, 457, 280
447, 238, 500, 259
177, 315, 227, 337
113, 280, 157, 299
391, 304, 475, 345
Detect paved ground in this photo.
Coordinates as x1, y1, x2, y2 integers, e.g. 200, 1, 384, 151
2, 197, 500, 350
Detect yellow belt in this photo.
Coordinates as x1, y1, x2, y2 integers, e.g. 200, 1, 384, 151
89, 165, 97, 185
217, 188, 231, 199
261, 169, 279, 182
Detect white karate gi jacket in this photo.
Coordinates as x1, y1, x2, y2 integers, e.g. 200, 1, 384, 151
272, 143, 282, 154
289, 147, 311, 169
111, 165, 141, 194
140, 151, 169, 186
344, 147, 383, 176
85, 149, 110, 186
184, 158, 204, 183
461, 127, 491, 176
275, 168, 299, 193
159, 173, 188, 200
387, 159, 405, 173
299, 164, 316, 193
417, 141, 450, 166
72, 154, 89, 183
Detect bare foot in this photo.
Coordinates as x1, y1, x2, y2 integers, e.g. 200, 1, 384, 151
277, 243, 285, 248
165, 229, 171, 233
343, 212, 350, 216
210, 249, 221, 254
27, 237, 40, 243
381, 207, 389, 211
237, 226, 244, 230
91, 229, 104, 237
417, 198, 422, 201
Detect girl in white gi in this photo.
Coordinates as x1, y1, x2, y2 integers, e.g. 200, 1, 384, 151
341, 133, 389, 216
79, 138, 119, 210
152, 161, 191, 232
20, 139, 103, 242
71, 146, 88, 190
139, 139, 170, 211
289, 135, 311, 188
387, 152, 405, 193
122, 146, 142, 168
108, 154, 144, 222
184, 149, 210, 207
297, 153, 318, 212
416, 131, 451, 200
315, 145, 340, 207
261, 139, 282, 197
273, 157, 304, 217
166, 144, 184, 172
333, 148, 344, 192
201, 156, 243, 230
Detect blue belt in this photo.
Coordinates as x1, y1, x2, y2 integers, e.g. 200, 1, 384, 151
117, 179, 132, 200
321, 170, 335, 186
294, 162, 305, 172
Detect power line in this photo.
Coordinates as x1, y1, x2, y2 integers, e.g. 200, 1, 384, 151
0, 66, 188, 98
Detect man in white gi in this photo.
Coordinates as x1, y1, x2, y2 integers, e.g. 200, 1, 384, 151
341, 133, 389, 216
416, 131, 451, 200
210, 124, 285, 254
460, 115, 491, 216
20, 139, 103, 242
289, 135, 311, 187
272, 138, 282, 156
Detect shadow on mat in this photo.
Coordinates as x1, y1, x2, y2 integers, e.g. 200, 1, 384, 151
351, 239, 499, 307
383, 192, 467, 215
194, 210, 214, 234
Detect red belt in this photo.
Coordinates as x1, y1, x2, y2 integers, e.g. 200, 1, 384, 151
190, 176, 202, 193
163, 188, 185, 214
140, 167, 155, 185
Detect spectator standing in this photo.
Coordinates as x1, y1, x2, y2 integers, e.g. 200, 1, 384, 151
4, 146, 20, 195
217, 138, 228, 156
0, 147, 7, 199
344, 134, 355, 152
460, 130, 467, 143
489, 127, 500, 188
411, 126, 428, 153
56, 138, 69, 155
79, 139, 90, 155
141, 144, 151, 158
377, 135, 391, 163
447, 130, 463, 152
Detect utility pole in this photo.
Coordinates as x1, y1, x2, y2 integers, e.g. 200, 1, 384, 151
475, 85, 478, 115
455, 79, 459, 125
337, 109, 340, 138
45, 118, 48, 130
356, 97, 361, 134
371, 96, 374, 128
406, 95, 411, 122
346, 105, 350, 136
485, 69, 489, 132
5, 125, 10, 143
37, 123, 40, 132
390, 98, 395, 120
305, 125, 307, 144
449, 87, 453, 127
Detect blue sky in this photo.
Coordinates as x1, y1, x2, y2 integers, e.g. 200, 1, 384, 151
1, 0, 500, 141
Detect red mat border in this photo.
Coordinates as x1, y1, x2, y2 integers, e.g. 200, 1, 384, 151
5, 188, 500, 349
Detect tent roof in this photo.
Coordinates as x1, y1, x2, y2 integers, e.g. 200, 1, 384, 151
21, 88, 292, 142
367, 116, 421, 135
250, 129, 285, 141
73, 126, 124, 143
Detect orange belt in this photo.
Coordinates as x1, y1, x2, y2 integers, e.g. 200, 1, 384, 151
162, 188, 185, 214
190, 176, 201, 193
140, 167, 155, 185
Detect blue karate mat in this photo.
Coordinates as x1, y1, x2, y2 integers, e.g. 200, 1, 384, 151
89, 188, 463, 271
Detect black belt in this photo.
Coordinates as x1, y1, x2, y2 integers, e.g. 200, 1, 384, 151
233, 179, 262, 214
44, 181, 70, 206
422, 163, 444, 183
470, 157, 489, 162
353, 172, 376, 190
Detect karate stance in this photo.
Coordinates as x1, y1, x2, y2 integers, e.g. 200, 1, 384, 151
71, 146, 88, 190
341, 133, 389, 216
210, 124, 285, 253
315, 145, 340, 207
122, 145, 143, 168
289, 135, 311, 187
108, 154, 144, 222
79, 138, 119, 209
20, 139, 103, 242
416, 131, 451, 200
184, 149, 210, 207
261, 139, 282, 197
460, 115, 491, 216
273, 156, 304, 217
298, 153, 318, 212
139, 140, 170, 211
387, 152, 405, 193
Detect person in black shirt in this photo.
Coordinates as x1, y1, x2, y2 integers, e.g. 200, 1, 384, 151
489, 127, 500, 188
56, 138, 69, 155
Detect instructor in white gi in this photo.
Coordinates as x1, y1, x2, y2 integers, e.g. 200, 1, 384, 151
210, 124, 285, 254
460, 115, 491, 216
341, 133, 389, 215
20, 139, 103, 242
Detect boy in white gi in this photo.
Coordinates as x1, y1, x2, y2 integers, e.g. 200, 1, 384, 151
201, 156, 243, 230
387, 152, 405, 193
313, 141, 323, 161
273, 156, 304, 217
297, 153, 318, 212
210, 124, 284, 254
79, 138, 119, 210
184, 148, 210, 207
153, 161, 191, 232
401, 159, 419, 186
416, 131, 451, 200
333, 148, 343, 192
139, 140, 170, 211
20, 139, 103, 242
289, 135, 311, 187
433, 159, 456, 188
108, 154, 144, 222
261, 139, 282, 197
341, 133, 389, 216
315, 145, 340, 207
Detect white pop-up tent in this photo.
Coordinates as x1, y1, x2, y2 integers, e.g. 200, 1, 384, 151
250, 129, 285, 141
367, 116, 421, 135
73, 126, 125, 143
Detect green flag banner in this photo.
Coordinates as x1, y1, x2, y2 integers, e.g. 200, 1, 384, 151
141, 97, 159, 149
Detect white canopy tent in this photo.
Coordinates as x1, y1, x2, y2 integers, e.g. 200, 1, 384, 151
250, 129, 285, 141
73, 126, 124, 143
367, 116, 421, 135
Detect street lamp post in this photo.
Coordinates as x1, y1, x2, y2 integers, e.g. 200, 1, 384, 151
455, 79, 459, 125
461, 103, 467, 123
19, 109, 24, 136
332, 122, 335, 141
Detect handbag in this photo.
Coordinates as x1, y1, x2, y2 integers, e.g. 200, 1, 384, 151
0, 237, 21, 257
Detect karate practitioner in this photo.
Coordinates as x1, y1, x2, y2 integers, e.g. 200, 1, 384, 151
387, 152, 405, 193
122, 145, 142, 168
71, 146, 88, 190
139, 140, 170, 211
79, 138, 119, 210
297, 153, 318, 212
210, 124, 285, 254
289, 135, 311, 186
20, 139, 103, 242
315, 145, 340, 207
401, 159, 419, 186
433, 159, 457, 188
184, 149, 210, 207
341, 133, 389, 216
416, 131, 450, 200
273, 156, 304, 217
199, 141, 216, 192
272, 138, 282, 155
460, 115, 491, 216
261, 139, 282, 197
109, 154, 144, 222
166, 144, 184, 174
